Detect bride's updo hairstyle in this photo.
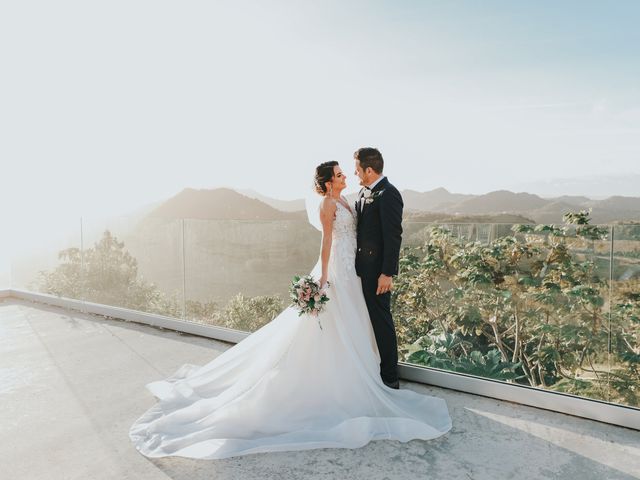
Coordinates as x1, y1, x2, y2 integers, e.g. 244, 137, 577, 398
314, 161, 338, 195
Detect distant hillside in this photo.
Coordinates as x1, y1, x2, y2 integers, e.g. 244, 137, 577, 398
586, 196, 640, 224
403, 189, 640, 224
596, 196, 640, 212
147, 188, 305, 220
238, 189, 306, 212
403, 187, 474, 212
124, 188, 316, 303
553, 195, 592, 206
82, 185, 638, 305
446, 190, 548, 215
527, 200, 580, 224
404, 211, 535, 224
514, 173, 640, 198
139, 186, 640, 225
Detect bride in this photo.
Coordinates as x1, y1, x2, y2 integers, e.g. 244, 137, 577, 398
129, 162, 452, 459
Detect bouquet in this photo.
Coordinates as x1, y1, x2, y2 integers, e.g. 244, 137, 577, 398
289, 275, 330, 330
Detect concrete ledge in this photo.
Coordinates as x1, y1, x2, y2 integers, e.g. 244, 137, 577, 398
5, 288, 640, 431
6, 297, 639, 480
6, 288, 249, 344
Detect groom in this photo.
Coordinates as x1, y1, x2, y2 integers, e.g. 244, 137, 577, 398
354, 147, 403, 390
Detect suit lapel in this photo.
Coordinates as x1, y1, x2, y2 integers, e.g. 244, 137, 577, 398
371, 176, 389, 194
361, 177, 389, 217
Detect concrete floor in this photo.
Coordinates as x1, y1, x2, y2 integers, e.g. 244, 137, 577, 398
1, 298, 639, 480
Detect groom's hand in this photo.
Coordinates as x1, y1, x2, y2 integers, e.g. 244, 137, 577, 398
376, 274, 393, 295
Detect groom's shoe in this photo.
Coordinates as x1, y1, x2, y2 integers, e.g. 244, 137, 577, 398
383, 380, 400, 390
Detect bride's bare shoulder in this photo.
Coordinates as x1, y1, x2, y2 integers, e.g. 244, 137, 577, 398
319, 196, 337, 219
320, 196, 337, 209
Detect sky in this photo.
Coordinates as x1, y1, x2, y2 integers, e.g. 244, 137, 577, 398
1, 0, 639, 268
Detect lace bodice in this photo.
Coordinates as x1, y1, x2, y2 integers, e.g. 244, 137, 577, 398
331, 201, 358, 273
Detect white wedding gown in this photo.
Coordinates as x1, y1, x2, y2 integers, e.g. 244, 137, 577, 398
129, 201, 452, 459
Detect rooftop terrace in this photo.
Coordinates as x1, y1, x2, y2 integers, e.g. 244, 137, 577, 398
2, 297, 639, 480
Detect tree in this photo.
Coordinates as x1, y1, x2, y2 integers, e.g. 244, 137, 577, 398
393, 211, 639, 406
221, 293, 284, 332
35, 230, 181, 317
35, 230, 287, 333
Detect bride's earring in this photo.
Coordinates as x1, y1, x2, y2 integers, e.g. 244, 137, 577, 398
329, 184, 333, 195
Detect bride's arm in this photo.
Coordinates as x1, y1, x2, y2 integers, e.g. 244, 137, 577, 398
319, 197, 337, 288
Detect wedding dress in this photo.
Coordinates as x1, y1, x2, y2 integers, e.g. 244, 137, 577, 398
129, 200, 452, 459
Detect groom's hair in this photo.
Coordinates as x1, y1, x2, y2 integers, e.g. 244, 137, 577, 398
354, 147, 384, 174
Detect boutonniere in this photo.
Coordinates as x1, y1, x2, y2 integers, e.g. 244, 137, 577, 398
364, 189, 384, 204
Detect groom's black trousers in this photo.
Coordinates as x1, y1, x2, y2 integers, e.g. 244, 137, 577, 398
359, 270, 399, 385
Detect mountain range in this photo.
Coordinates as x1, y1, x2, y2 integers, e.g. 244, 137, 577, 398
398, 188, 640, 224
145, 187, 640, 224
147, 188, 306, 221
513, 174, 640, 199
42, 185, 635, 306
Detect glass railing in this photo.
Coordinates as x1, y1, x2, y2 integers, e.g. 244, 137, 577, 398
398, 221, 621, 405
610, 224, 640, 408
8, 214, 639, 409
182, 218, 319, 330
80, 216, 185, 318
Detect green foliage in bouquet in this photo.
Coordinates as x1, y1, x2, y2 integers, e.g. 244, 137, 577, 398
289, 275, 330, 317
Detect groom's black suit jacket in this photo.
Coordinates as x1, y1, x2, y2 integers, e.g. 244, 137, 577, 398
355, 177, 404, 278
